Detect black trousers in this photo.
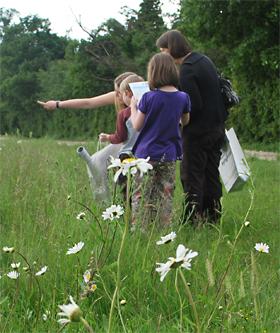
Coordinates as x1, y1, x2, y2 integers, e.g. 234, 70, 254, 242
180, 126, 225, 223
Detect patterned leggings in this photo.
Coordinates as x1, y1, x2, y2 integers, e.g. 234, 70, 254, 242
131, 161, 176, 228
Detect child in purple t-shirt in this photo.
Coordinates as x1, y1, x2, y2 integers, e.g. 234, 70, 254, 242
130, 52, 191, 228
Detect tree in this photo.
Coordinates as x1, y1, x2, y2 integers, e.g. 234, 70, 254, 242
0, 9, 67, 136
177, 0, 279, 143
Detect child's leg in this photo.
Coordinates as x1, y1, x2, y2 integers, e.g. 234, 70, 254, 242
154, 162, 176, 226
131, 162, 176, 228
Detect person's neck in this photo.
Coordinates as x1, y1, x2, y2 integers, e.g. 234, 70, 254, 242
159, 85, 177, 92
176, 52, 192, 65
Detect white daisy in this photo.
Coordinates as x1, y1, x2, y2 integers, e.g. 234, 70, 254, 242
156, 231, 177, 245
35, 266, 48, 276
66, 241, 84, 255
108, 156, 153, 182
156, 244, 198, 282
244, 221, 250, 227
102, 204, 124, 221
76, 212, 86, 220
57, 296, 82, 325
83, 270, 91, 284
11, 262, 21, 269
7, 271, 20, 279
254, 242, 269, 253
3, 246, 15, 253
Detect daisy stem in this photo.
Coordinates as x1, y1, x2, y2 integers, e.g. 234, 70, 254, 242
16, 251, 42, 326
56, 323, 67, 333
74, 200, 104, 241
100, 223, 117, 268
2, 277, 20, 333
250, 251, 260, 323
81, 317, 95, 333
179, 269, 200, 333
204, 179, 255, 329
108, 172, 131, 333
175, 270, 183, 333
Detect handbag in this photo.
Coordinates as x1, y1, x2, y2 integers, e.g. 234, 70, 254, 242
219, 75, 240, 109
219, 128, 250, 192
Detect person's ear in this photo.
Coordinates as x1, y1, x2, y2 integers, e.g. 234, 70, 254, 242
127, 90, 133, 97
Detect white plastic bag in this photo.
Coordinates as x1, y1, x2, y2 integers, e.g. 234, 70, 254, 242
77, 143, 122, 200
219, 128, 250, 192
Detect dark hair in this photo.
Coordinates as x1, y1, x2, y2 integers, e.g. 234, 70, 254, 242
156, 30, 192, 59
147, 53, 179, 89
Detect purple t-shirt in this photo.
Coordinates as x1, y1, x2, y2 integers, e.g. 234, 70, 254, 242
133, 90, 191, 161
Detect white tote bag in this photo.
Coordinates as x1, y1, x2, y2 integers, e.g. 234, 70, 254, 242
77, 143, 123, 201
219, 128, 250, 192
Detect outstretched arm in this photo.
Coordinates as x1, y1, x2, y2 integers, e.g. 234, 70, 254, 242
37, 91, 116, 111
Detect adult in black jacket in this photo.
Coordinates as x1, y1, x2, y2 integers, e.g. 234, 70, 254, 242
156, 30, 226, 225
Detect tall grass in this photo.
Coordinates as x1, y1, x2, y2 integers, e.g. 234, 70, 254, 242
0, 136, 279, 333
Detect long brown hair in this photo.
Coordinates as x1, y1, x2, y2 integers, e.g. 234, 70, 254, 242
114, 72, 136, 111
147, 53, 179, 90
156, 30, 192, 59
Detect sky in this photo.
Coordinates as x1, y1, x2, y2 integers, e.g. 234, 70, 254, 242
0, 0, 180, 40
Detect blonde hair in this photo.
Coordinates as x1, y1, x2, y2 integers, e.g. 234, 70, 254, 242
119, 74, 144, 93
114, 72, 136, 111
147, 53, 179, 90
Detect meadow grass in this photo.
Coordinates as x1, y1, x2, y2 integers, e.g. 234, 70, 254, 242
0, 136, 279, 333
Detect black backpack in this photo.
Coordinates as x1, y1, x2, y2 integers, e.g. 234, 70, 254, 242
219, 75, 240, 110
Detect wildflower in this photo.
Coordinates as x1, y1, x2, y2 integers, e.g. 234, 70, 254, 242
23, 266, 30, 272
254, 242, 269, 253
244, 221, 250, 227
26, 309, 33, 320
102, 204, 124, 221
88, 282, 97, 293
120, 299, 127, 305
42, 310, 51, 321
76, 212, 86, 220
156, 231, 176, 245
11, 262, 21, 269
67, 195, 71, 200
83, 270, 91, 284
7, 271, 20, 279
35, 266, 48, 276
57, 296, 82, 325
66, 241, 84, 255
3, 246, 15, 253
108, 156, 153, 182
156, 244, 198, 282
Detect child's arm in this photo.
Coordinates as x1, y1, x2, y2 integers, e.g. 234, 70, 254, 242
181, 113, 190, 126
99, 109, 128, 144
99, 133, 111, 142
37, 91, 116, 111
130, 96, 145, 131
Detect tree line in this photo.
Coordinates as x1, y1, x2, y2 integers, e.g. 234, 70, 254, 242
0, 0, 279, 143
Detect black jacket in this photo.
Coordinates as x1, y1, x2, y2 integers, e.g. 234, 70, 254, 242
180, 52, 226, 135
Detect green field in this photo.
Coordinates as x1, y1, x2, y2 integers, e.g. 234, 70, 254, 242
0, 136, 279, 333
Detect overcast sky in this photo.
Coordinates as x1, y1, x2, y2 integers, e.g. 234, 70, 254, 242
0, 0, 180, 40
